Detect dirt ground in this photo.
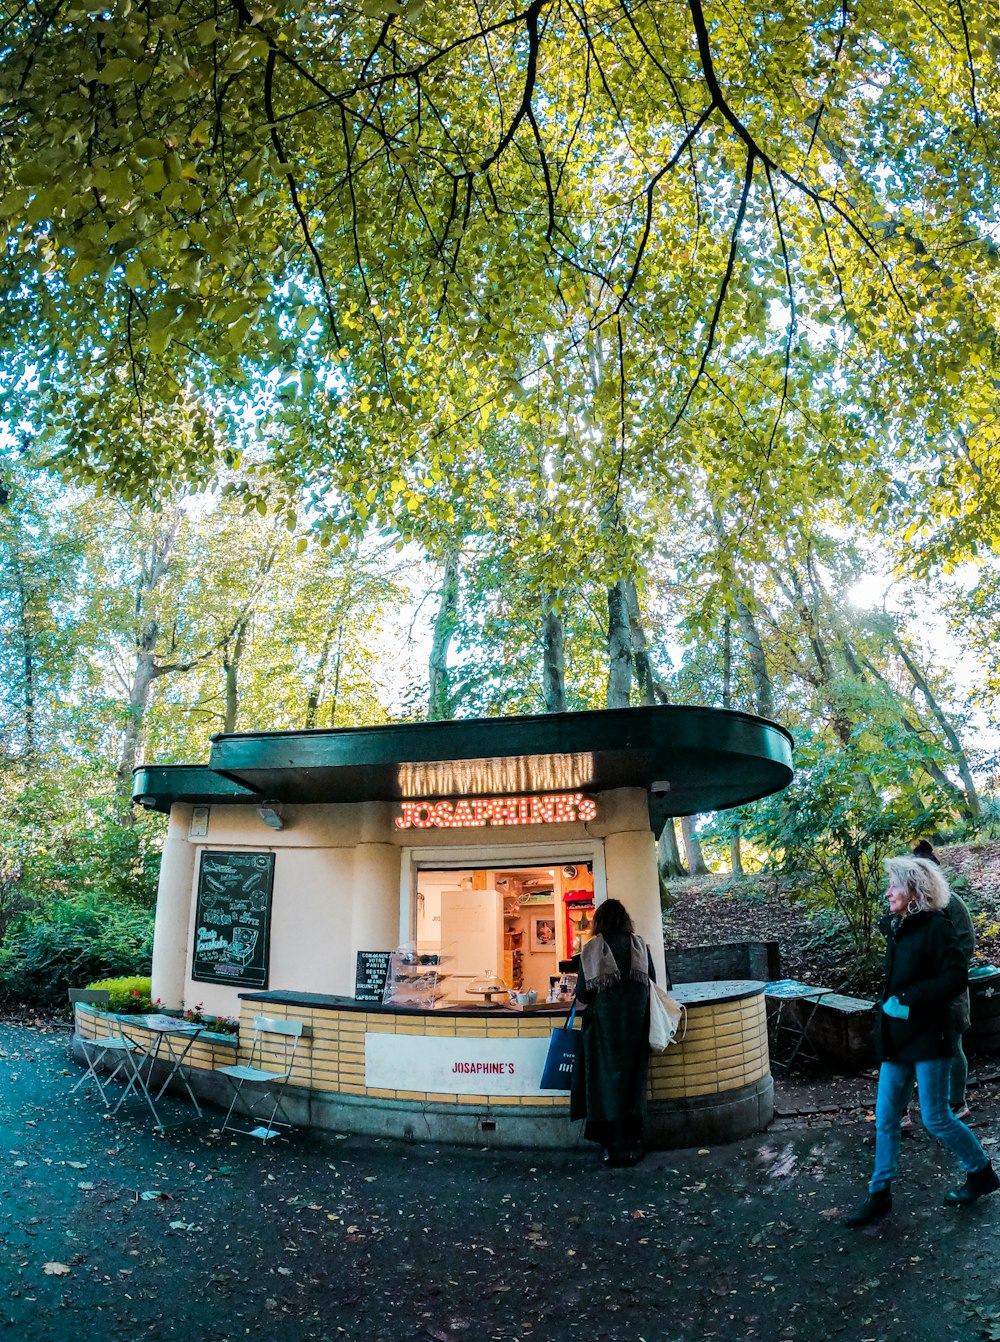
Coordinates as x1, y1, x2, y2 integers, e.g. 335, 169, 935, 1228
2, 1024, 999, 1342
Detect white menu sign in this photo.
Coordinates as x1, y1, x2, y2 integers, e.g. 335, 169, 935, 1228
365, 1031, 554, 1097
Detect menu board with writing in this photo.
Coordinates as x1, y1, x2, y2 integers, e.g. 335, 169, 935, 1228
355, 951, 392, 1002
192, 851, 274, 989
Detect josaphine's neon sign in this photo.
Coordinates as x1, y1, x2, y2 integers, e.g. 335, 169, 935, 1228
395, 792, 597, 830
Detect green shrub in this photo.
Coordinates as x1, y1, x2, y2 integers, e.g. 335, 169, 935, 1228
742, 731, 953, 987
8, 781, 162, 910
796, 908, 885, 996
0, 893, 153, 1007
86, 976, 153, 1013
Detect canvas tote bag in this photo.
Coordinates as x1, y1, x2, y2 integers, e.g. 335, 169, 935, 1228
539, 999, 582, 1089
649, 982, 686, 1054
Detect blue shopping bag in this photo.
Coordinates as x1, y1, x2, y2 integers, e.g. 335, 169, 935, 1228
539, 1000, 581, 1090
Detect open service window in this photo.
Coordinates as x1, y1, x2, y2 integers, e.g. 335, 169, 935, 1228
401, 843, 606, 1005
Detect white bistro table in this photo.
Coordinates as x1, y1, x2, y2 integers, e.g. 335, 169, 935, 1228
764, 979, 835, 1068
113, 1014, 206, 1130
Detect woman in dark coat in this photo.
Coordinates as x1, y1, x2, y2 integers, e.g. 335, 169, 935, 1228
912, 839, 976, 1118
846, 856, 998, 1226
569, 898, 654, 1168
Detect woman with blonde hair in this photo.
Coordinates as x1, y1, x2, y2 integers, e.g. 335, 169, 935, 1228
846, 855, 998, 1225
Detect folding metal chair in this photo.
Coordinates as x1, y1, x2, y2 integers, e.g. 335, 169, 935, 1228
217, 1016, 305, 1141
68, 989, 138, 1105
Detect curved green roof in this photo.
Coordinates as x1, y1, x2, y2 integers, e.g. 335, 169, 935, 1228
133, 705, 793, 833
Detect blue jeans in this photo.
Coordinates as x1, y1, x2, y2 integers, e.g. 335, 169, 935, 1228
902, 1039, 969, 1114
871, 1058, 989, 1192
951, 1037, 968, 1107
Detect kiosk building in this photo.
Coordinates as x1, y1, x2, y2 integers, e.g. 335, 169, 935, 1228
116, 705, 795, 1147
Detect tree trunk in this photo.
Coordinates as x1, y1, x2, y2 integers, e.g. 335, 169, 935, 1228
114, 515, 182, 812
329, 619, 345, 728
730, 826, 744, 877
222, 540, 276, 732
721, 609, 732, 710
541, 588, 565, 712
777, 553, 861, 753
304, 624, 335, 730
606, 579, 632, 708
623, 577, 671, 705
735, 595, 775, 718
858, 653, 967, 810
428, 549, 460, 720
720, 612, 745, 875
710, 502, 774, 718
13, 572, 36, 762
658, 822, 686, 880
680, 815, 709, 875
892, 634, 981, 817
222, 618, 250, 734
116, 642, 159, 805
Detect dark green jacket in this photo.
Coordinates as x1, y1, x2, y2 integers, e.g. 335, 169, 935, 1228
876, 909, 967, 1063
569, 934, 652, 1125
945, 892, 975, 1031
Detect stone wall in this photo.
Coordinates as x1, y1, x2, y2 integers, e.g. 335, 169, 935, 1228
666, 940, 781, 985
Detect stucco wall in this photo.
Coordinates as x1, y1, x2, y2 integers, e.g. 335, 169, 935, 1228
152, 788, 665, 1016
182, 838, 358, 1019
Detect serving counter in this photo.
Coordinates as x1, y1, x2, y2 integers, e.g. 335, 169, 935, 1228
76, 980, 772, 1149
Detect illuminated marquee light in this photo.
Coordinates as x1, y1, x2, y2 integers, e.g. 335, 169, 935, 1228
395, 792, 598, 830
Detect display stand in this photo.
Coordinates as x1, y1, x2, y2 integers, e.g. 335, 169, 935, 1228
382, 950, 446, 1009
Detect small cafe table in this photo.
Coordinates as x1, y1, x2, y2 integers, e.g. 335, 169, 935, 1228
113, 1014, 206, 1130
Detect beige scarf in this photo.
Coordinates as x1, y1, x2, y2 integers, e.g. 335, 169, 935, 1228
579, 933, 650, 992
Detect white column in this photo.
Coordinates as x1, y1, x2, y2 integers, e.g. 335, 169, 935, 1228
150, 807, 197, 1009
351, 843, 403, 962
604, 828, 666, 985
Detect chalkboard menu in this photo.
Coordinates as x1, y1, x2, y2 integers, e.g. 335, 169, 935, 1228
192, 851, 274, 989
355, 951, 392, 1002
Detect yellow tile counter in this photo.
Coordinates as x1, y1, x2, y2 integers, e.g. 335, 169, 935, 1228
74, 981, 772, 1149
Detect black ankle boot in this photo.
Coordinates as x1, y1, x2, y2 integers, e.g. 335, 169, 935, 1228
844, 1186, 892, 1226
944, 1162, 1000, 1206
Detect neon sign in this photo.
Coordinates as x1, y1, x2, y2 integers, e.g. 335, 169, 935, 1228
394, 792, 598, 830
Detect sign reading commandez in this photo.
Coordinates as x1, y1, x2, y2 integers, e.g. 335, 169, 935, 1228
192, 851, 274, 989
354, 951, 392, 1003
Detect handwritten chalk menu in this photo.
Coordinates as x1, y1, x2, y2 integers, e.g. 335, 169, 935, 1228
192, 851, 274, 989
355, 951, 392, 1002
